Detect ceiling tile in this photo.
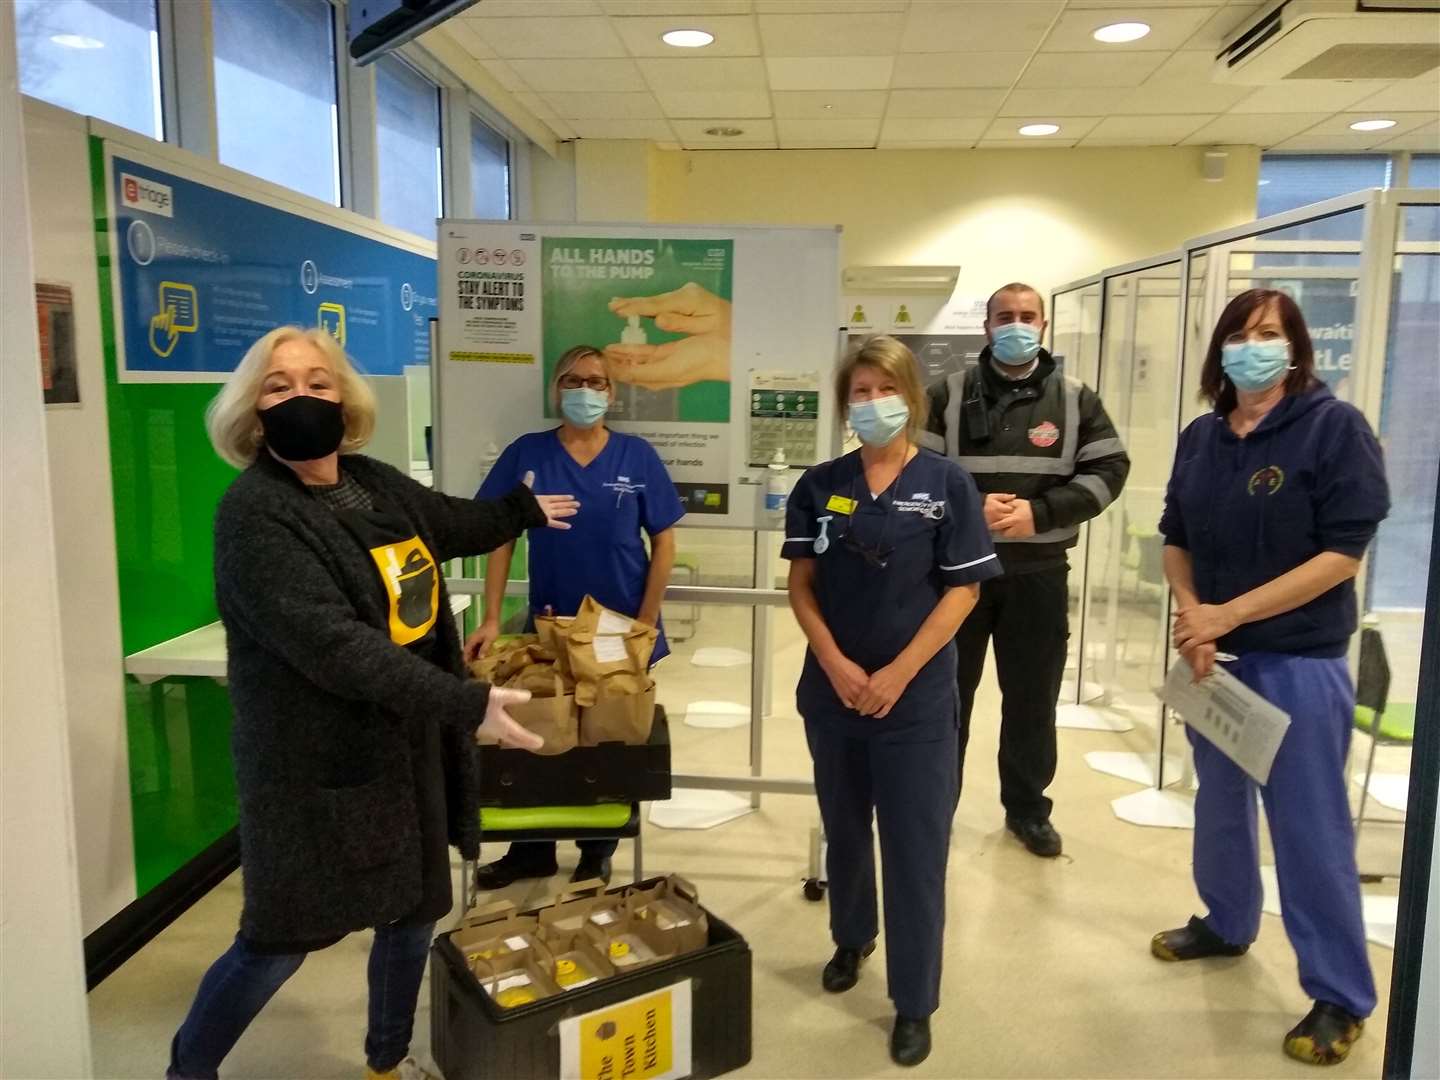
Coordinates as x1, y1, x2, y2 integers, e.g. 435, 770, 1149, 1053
1085, 114, 1211, 141
638, 56, 768, 89
671, 117, 779, 147
440, 19, 496, 59
469, 1, 603, 15
655, 90, 774, 117
1379, 121, 1440, 151
1113, 83, 1256, 114
1066, 0, 1231, 7
569, 118, 677, 139
900, 2, 1065, 54
1041, 6, 1217, 53
1000, 88, 1130, 117
1230, 82, 1381, 114
656, 140, 683, 150
1142, 49, 1217, 82
1351, 74, 1440, 114
756, 0, 906, 11
881, 117, 990, 141
1182, 112, 1333, 146
1018, 51, 1169, 87
1182, 3, 1264, 50
513, 92, 580, 140
509, 58, 647, 92
611, 15, 760, 57
540, 92, 664, 120
776, 117, 882, 145
888, 89, 1009, 117
877, 140, 978, 149
891, 53, 1032, 89
767, 56, 894, 90
466, 17, 627, 57
1303, 111, 1437, 137
601, 1, 752, 13
772, 90, 887, 117
985, 115, 1101, 139
482, 59, 527, 92
758, 11, 904, 55
975, 138, 1082, 149
1273, 132, 1403, 152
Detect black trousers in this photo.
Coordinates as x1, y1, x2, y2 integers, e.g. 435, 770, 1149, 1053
954, 564, 1069, 822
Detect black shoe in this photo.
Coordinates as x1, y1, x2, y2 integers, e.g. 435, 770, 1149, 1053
821, 941, 876, 993
1283, 1001, 1364, 1066
571, 857, 612, 885
473, 851, 558, 891
1151, 915, 1249, 961
890, 1016, 931, 1067
1006, 817, 1063, 858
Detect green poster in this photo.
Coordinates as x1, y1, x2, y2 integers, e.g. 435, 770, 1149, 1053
541, 237, 733, 424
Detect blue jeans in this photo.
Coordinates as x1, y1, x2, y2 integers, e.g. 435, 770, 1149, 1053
168, 920, 435, 1078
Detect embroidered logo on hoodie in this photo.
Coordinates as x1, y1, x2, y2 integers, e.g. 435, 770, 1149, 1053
1247, 466, 1286, 496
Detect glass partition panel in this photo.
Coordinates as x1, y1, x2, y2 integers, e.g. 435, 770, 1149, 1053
1355, 200, 1439, 876
1052, 283, 1103, 694
1078, 261, 1182, 766
1179, 251, 1213, 429
1220, 206, 1368, 403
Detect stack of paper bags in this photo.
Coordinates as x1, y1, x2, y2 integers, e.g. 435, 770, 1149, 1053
468, 634, 577, 754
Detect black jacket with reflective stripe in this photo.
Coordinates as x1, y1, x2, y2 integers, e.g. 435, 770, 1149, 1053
922, 348, 1130, 574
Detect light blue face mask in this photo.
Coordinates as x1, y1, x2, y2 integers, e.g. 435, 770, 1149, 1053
1222, 339, 1292, 392
560, 387, 609, 427
990, 322, 1042, 366
849, 394, 910, 447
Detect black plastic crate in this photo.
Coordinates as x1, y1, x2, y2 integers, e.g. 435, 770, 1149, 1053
477, 708, 672, 808
431, 881, 752, 1080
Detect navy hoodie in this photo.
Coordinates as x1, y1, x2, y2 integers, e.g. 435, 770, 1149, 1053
1159, 384, 1389, 659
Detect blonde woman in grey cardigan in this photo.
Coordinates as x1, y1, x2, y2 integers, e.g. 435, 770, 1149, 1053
167, 326, 577, 1080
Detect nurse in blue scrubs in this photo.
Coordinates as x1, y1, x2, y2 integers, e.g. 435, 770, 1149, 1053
464, 344, 685, 888
785, 336, 1000, 1068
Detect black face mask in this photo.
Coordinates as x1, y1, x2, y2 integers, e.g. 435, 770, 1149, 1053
259, 395, 345, 462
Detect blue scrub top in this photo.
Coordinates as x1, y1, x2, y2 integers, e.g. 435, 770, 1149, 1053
477, 429, 686, 662
782, 448, 1001, 736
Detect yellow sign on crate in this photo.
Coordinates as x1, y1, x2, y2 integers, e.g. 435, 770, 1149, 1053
559, 980, 692, 1080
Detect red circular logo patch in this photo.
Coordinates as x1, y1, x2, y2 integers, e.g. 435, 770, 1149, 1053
1029, 421, 1060, 448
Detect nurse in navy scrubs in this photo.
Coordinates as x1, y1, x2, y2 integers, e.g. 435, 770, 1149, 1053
464, 345, 684, 888
785, 336, 1000, 1068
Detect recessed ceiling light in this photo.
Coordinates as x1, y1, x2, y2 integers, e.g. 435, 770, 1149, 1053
1258, 179, 1271, 186
1349, 118, 1397, 131
704, 126, 744, 137
662, 29, 714, 48
51, 33, 104, 49
1019, 123, 1061, 137
1093, 21, 1151, 44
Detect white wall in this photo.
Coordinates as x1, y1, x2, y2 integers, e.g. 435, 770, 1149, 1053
25, 99, 138, 936
0, 5, 94, 1073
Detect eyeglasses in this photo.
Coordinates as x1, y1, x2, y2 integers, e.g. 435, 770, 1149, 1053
843, 529, 892, 570
558, 375, 611, 392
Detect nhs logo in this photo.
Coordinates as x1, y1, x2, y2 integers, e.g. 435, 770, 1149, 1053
121, 173, 173, 218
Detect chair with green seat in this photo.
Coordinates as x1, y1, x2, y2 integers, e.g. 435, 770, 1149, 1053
461, 802, 643, 909
1353, 626, 1415, 854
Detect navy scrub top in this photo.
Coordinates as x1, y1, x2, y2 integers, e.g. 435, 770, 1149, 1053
782, 447, 1002, 736
478, 429, 686, 661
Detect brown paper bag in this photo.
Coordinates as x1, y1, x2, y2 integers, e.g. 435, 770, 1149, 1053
504, 675, 578, 755
534, 614, 577, 679
622, 875, 708, 955
579, 678, 657, 746
450, 900, 545, 971
471, 948, 560, 1008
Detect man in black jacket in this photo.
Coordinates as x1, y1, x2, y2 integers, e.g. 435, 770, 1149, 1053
922, 283, 1129, 857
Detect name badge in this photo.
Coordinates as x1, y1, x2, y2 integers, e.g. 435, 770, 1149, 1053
826, 495, 858, 515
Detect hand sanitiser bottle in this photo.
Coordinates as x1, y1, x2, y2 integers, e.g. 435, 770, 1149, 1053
621, 314, 646, 345
765, 447, 790, 519
613, 308, 679, 421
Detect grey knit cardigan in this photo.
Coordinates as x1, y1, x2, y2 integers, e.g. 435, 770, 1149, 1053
214, 452, 545, 946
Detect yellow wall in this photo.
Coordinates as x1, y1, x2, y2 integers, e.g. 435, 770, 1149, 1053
649, 146, 1261, 300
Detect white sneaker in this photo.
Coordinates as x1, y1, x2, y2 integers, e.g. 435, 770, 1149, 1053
367, 1056, 443, 1080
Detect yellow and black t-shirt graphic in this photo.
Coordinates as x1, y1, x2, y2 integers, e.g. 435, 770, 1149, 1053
368, 536, 439, 647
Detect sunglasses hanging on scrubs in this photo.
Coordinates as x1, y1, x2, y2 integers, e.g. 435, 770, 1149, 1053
842, 473, 899, 570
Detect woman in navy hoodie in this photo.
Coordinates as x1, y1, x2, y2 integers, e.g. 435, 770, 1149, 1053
1152, 289, 1389, 1067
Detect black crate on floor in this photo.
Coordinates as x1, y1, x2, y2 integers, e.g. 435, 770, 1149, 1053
431, 880, 751, 1080
477, 707, 672, 808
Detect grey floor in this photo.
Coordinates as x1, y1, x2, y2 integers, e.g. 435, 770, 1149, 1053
88, 564, 1411, 1079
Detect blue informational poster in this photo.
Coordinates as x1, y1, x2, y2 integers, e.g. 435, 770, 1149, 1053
110, 154, 436, 380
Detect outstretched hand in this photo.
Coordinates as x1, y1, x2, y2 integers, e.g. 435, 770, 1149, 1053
478, 687, 544, 751
523, 470, 579, 530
